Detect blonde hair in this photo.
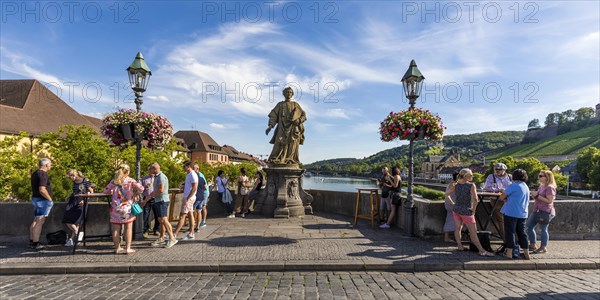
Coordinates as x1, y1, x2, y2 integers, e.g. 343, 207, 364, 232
66, 169, 85, 179
112, 164, 130, 185
539, 170, 557, 189
458, 168, 473, 179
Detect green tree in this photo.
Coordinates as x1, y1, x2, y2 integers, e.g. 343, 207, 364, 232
527, 118, 541, 130
513, 157, 548, 186
0, 132, 37, 201
574, 107, 595, 123
558, 109, 575, 125
38, 125, 118, 200
545, 113, 560, 127
576, 147, 600, 190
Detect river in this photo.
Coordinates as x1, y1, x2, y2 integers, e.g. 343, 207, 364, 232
301, 175, 377, 192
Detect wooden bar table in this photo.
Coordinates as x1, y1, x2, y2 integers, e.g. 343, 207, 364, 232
71, 192, 112, 255
476, 191, 503, 238
354, 188, 381, 228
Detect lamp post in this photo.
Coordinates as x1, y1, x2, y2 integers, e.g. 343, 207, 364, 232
126, 52, 152, 181
127, 52, 151, 240
400, 59, 424, 237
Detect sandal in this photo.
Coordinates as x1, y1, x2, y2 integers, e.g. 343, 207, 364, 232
532, 248, 547, 254
125, 249, 136, 255
529, 245, 538, 252
479, 251, 494, 257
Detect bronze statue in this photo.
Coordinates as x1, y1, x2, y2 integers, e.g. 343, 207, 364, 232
265, 87, 306, 165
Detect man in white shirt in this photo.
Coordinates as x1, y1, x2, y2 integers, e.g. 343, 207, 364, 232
173, 161, 198, 240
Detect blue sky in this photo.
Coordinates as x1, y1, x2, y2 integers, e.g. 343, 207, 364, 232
1, 1, 599, 163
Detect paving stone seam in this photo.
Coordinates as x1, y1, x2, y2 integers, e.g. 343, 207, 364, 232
1, 261, 599, 275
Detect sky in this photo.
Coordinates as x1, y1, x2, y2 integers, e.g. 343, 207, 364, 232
1, 1, 599, 163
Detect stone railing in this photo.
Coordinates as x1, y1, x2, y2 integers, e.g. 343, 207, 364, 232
1, 190, 598, 239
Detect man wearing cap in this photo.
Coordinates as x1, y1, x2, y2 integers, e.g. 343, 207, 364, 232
484, 163, 512, 251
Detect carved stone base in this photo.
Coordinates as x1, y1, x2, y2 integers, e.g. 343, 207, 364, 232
255, 166, 313, 218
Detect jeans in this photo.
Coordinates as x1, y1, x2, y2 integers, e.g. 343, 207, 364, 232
31, 197, 53, 217
503, 214, 528, 251
527, 212, 550, 247
143, 200, 160, 233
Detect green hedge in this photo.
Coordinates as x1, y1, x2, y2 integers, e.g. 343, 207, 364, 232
413, 185, 445, 201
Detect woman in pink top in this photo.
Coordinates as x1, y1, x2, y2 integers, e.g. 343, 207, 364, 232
526, 170, 557, 254
103, 164, 144, 254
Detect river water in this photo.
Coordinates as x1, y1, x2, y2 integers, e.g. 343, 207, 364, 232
301, 175, 377, 192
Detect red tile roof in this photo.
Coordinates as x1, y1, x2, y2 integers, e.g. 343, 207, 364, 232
0, 80, 101, 136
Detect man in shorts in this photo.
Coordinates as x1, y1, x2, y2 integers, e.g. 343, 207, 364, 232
29, 158, 54, 250
142, 163, 177, 248
193, 164, 209, 231
173, 161, 198, 240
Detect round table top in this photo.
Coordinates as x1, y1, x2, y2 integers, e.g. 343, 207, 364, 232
477, 191, 502, 197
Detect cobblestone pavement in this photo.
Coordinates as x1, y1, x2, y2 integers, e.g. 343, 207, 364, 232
1, 270, 599, 299
1, 214, 599, 273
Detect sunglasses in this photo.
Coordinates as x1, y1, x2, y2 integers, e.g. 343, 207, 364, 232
538, 174, 546, 178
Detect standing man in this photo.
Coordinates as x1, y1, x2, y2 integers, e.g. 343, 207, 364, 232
193, 164, 209, 230
483, 163, 512, 253
377, 167, 393, 224
173, 161, 198, 240
141, 166, 160, 238
30, 158, 54, 250
142, 162, 177, 248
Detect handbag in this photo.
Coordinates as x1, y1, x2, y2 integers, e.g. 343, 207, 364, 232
131, 201, 143, 216
222, 189, 233, 204
536, 210, 551, 224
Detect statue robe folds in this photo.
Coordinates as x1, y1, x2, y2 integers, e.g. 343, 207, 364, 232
267, 101, 306, 165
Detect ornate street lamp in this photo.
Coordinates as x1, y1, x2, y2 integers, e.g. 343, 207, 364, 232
127, 52, 152, 181
400, 59, 424, 236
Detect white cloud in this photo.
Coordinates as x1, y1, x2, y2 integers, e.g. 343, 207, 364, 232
147, 95, 170, 102
324, 108, 350, 119
209, 123, 226, 129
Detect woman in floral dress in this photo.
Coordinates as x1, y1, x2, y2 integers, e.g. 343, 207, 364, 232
103, 164, 144, 254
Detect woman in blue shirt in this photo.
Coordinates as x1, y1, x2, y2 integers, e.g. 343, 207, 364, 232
499, 169, 531, 260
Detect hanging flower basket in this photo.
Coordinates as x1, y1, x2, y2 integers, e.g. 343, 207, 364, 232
101, 109, 173, 149
379, 108, 445, 141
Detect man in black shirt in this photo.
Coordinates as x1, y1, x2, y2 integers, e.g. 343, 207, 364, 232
30, 158, 54, 250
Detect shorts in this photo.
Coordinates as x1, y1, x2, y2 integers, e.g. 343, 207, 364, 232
380, 196, 392, 211
32, 197, 53, 217
453, 212, 476, 224
153, 201, 169, 218
194, 198, 206, 210
181, 196, 196, 214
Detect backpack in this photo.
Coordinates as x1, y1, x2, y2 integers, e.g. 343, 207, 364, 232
46, 230, 67, 245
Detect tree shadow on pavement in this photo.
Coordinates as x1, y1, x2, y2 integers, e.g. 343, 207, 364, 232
205, 235, 297, 247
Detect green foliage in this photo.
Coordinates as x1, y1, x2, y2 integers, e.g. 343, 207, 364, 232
489, 124, 600, 159
528, 119, 541, 130
38, 126, 118, 201
413, 185, 445, 201
513, 157, 550, 186
0, 132, 37, 201
472, 173, 485, 186
576, 147, 600, 190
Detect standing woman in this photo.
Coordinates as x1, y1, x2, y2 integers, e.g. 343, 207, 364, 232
527, 170, 557, 254
379, 166, 402, 229
499, 169, 531, 260
443, 170, 460, 243
63, 169, 94, 246
216, 170, 234, 218
246, 171, 264, 215
103, 164, 144, 254
446, 168, 494, 256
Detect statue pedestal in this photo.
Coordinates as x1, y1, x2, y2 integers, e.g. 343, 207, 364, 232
257, 165, 313, 218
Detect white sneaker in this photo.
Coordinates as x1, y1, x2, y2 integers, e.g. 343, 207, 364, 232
64, 238, 74, 247
151, 239, 166, 247
184, 234, 195, 241
227, 214, 235, 218
379, 224, 390, 229
165, 238, 178, 248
